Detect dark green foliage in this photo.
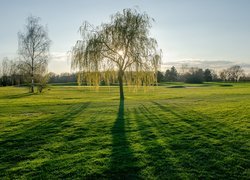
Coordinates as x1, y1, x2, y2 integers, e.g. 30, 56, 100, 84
204, 69, 213, 82
165, 66, 178, 82
185, 68, 204, 83
157, 71, 164, 82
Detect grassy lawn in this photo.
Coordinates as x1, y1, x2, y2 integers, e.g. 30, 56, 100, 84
0, 83, 249, 179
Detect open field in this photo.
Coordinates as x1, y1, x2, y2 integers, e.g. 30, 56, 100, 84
0, 83, 249, 179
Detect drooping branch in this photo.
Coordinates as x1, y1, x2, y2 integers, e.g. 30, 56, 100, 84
71, 8, 162, 98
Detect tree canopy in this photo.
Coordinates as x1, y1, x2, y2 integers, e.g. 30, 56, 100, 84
18, 15, 51, 92
71, 8, 161, 100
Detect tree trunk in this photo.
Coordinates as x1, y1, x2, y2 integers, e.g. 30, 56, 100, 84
31, 57, 34, 93
118, 69, 124, 101
31, 78, 34, 93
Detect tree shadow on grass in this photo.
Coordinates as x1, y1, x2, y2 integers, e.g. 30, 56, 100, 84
105, 100, 140, 179
0, 92, 33, 99
151, 101, 249, 179
133, 106, 182, 179
0, 102, 90, 178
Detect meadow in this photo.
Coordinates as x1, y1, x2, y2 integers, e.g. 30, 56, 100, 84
0, 83, 249, 179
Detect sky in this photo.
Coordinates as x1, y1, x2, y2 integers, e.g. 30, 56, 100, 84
0, 0, 250, 73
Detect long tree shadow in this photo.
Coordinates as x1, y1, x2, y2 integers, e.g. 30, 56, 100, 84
151, 101, 249, 179
0, 102, 90, 178
134, 106, 182, 179
0, 92, 33, 99
106, 100, 140, 179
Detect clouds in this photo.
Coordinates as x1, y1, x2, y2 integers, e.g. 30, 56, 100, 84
50, 52, 69, 62
1, 51, 249, 74
48, 52, 71, 74
162, 60, 250, 73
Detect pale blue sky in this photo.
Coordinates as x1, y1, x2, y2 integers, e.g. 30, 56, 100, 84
0, 0, 250, 73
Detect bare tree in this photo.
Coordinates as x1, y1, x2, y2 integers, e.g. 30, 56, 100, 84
18, 15, 51, 92
220, 65, 245, 82
71, 8, 161, 100
220, 69, 227, 81
1, 58, 10, 86
0, 59, 2, 82
227, 65, 244, 82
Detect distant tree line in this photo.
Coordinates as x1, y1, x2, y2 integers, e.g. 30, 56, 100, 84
0, 57, 50, 89
48, 72, 77, 83
1, 60, 249, 87
156, 65, 249, 83
0, 57, 25, 86
0, 58, 78, 86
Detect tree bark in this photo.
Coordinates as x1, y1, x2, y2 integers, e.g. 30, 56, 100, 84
31, 57, 34, 93
118, 69, 124, 101
31, 78, 34, 93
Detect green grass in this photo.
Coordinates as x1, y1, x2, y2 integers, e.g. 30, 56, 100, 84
0, 83, 249, 179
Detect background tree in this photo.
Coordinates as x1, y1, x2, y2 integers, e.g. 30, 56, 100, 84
185, 67, 204, 83
0, 58, 20, 86
210, 69, 219, 81
48, 72, 77, 84
203, 69, 213, 82
1, 58, 10, 86
165, 66, 178, 82
71, 8, 161, 100
18, 15, 51, 93
219, 65, 244, 82
227, 65, 244, 82
0, 59, 2, 85
37, 73, 50, 93
220, 69, 227, 81
156, 71, 164, 83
